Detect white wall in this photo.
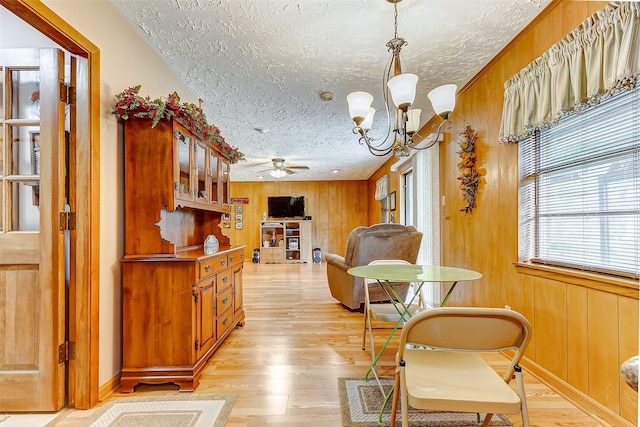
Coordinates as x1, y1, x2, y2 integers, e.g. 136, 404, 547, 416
34, 0, 199, 386
0, 8, 59, 48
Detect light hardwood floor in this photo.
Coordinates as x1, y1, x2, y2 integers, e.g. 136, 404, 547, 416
51, 262, 606, 426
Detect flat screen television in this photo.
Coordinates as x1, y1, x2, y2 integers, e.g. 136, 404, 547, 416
268, 196, 305, 218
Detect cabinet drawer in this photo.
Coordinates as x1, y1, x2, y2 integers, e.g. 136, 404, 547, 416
216, 306, 233, 336
228, 250, 244, 267
217, 269, 232, 290
199, 254, 228, 279
216, 285, 233, 314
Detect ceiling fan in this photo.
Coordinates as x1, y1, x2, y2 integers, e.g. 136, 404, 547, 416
260, 158, 310, 178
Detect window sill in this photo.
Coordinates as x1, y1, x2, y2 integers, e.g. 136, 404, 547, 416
515, 262, 639, 299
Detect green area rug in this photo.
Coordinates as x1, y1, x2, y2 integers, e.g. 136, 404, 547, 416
338, 377, 514, 427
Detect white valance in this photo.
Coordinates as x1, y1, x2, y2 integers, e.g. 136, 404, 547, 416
374, 175, 389, 200
499, 1, 640, 143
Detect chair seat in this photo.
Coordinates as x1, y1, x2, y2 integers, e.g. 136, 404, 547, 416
370, 303, 422, 322
403, 349, 521, 415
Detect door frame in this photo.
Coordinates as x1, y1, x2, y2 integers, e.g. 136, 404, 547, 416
0, 0, 100, 409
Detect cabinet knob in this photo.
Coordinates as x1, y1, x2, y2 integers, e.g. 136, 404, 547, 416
230, 256, 235, 262
222, 276, 228, 283
222, 296, 228, 305
220, 260, 226, 266
204, 265, 211, 272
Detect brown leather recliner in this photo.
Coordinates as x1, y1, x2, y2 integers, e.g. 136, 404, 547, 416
325, 223, 423, 310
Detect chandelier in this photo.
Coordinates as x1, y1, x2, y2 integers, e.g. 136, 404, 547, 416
347, 0, 457, 157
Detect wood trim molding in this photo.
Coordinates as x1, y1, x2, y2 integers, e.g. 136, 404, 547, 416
519, 356, 636, 427
98, 374, 121, 403
515, 262, 639, 299
1, 0, 97, 56
1, 0, 101, 409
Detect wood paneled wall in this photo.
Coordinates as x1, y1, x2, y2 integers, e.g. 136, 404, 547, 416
369, 1, 638, 425
226, 181, 370, 261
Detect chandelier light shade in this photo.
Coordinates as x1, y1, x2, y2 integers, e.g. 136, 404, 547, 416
347, 92, 374, 126
406, 108, 422, 134
387, 73, 418, 111
361, 108, 376, 130
346, 0, 456, 157
428, 83, 457, 118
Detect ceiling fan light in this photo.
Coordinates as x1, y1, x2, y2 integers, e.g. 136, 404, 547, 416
387, 73, 418, 111
406, 108, 421, 134
347, 91, 374, 125
428, 84, 457, 117
361, 108, 376, 130
269, 169, 287, 178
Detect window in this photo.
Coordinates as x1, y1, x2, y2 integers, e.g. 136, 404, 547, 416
380, 198, 389, 223
518, 86, 640, 278
402, 169, 414, 226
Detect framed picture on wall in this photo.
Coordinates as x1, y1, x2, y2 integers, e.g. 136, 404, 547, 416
222, 213, 231, 221
235, 214, 243, 221
235, 222, 243, 229
389, 191, 396, 211
235, 205, 243, 213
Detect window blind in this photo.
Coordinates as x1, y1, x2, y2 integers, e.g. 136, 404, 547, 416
519, 86, 640, 278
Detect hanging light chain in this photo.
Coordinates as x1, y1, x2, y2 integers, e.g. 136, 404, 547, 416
393, 0, 399, 39
387, 0, 407, 56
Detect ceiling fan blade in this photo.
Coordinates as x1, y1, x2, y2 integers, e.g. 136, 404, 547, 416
286, 165, 310, 170
284, 168, 296, 174
246, 158, 274, 167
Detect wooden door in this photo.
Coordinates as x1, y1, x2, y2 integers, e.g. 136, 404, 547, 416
0, 48, 67, 411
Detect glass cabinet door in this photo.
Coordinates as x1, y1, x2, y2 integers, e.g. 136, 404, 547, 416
209, 150, 220, 207
194, 141, 208, 204
173, 127, 232, 211
174, 130, 193, 202
221, 160, 230, 206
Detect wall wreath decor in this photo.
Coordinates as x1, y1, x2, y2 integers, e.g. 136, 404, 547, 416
456, 125, 480, 213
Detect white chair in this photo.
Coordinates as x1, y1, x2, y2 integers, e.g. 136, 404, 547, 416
390, 307, 532, 427
362, 260, 424, 378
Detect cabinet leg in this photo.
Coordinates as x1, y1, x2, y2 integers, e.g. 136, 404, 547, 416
176, 379, 197, 392
119, 381, 136, 393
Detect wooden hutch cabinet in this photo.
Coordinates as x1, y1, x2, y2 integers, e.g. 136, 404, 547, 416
120, 117, 244, 393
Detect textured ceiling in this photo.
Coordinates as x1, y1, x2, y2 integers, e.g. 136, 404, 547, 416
111, 0, 550, 182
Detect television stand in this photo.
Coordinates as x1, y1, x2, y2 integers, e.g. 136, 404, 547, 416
260, 220, 312, 263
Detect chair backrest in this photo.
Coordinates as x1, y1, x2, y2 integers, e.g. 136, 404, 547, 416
399, 307, 532, 379
346, 224, 423, 268
344, 226, 367, 266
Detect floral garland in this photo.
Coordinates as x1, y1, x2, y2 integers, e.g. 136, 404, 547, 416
113, 85, 244, 163
456, 125, 480, 213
